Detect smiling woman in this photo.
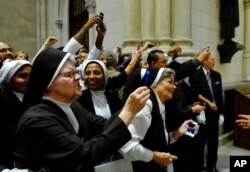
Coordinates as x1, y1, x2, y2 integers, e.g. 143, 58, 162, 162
119, 67, 199, 172
77, 60, 125, 164
13, 47, 150, 172
77, 60, 123, 120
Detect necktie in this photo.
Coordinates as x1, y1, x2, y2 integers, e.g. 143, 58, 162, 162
206, 72, 214, 102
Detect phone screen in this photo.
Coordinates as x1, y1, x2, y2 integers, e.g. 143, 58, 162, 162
187, 123, 196, 134
186, 122, 197, 137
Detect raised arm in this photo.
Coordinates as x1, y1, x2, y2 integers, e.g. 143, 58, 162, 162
63, 15, 102, 54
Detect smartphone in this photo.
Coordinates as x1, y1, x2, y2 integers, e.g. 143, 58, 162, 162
99, 12, 104, 25
185, 122, 197, 138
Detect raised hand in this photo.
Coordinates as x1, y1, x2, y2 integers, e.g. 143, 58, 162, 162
119, 86, 150, 126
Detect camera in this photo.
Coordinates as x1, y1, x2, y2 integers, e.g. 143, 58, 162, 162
185, 122, 197, 138
147, 44, 154, 48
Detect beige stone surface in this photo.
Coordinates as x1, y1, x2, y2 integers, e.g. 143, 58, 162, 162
0, 0, 37, 59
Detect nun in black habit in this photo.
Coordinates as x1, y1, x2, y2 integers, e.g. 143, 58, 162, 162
13, 48, 150, 172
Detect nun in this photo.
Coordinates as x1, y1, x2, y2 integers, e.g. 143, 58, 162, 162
77, 59, 123, 164
0, 60, 31, 169
119, 67, 199, 172
77, 60, 122, 119
13, 48, 149, 172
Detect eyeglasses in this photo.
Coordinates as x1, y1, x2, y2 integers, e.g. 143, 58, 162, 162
163, 78, 175, 85
58, 70, 80, 78
17, 73, 30, 79
0, 48, 14, 53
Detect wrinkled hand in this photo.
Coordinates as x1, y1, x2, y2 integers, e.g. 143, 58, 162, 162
85, 15, 102, 29
235, 114, 250, 129
195, 47, 210, 62
123, 86, 150, 116
136, 41, 153, 55
167, 45, 182, 59
153, 151, 177, 166
43, 37, 58, 48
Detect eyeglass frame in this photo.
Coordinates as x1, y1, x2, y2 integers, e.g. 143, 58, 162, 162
163, 78, 176, 85
0, 48, 14, 53
57, 70, 81, 78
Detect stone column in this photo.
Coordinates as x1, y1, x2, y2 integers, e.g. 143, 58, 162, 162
243, 0, 250, 80
244, 0, 250, 57
36, 0, 48, 49
141, 0, 156, 46
155, 0, 172, 50
86, 0, 96, 49
123, 0, 141, 54
171, 0, 195, 56
60, 0, 70, 44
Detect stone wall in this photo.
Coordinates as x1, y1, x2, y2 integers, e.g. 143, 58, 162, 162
0, 0, 37, 59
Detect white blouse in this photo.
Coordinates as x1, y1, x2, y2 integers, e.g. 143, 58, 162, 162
119, 92, 170, 162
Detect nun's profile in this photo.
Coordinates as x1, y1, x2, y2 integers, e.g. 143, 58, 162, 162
0, 60, 31, 169
14, 48, 149, 172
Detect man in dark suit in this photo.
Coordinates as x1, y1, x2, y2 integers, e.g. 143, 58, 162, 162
189, 53, 224, 172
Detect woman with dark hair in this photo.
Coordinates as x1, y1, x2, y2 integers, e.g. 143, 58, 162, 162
13, 48, 149, 172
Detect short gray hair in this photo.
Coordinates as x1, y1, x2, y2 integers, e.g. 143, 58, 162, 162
158, 68, 175, 82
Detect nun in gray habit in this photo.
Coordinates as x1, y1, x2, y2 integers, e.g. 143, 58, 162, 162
13, 47, 149, 172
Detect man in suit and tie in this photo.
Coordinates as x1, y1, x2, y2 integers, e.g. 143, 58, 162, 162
188, 53, 224, 172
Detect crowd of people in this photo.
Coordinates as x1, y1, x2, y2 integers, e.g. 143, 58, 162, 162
0, 14, 249, 172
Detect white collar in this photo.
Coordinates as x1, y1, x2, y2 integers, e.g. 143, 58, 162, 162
202, 67, 210, 75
